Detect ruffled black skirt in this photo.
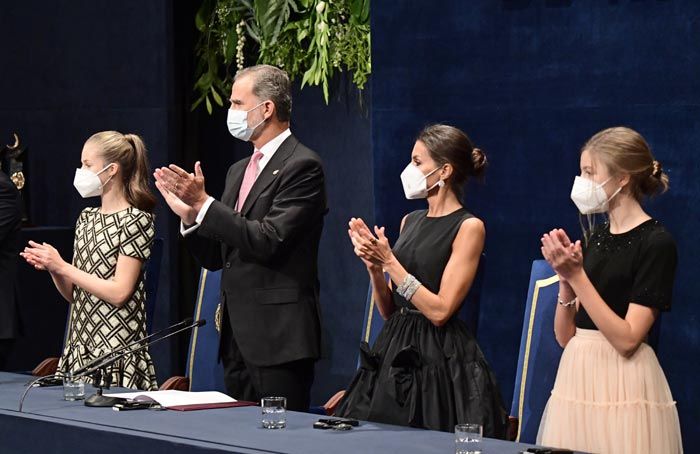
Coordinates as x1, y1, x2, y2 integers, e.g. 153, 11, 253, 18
336, 309, 507, 437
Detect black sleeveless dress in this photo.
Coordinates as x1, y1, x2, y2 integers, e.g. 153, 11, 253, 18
336, 208, 508, 437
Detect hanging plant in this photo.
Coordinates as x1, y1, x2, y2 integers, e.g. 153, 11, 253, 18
192, 0, 371, 114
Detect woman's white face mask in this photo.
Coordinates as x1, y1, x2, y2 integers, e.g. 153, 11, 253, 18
73, 164, 114, 198
570, 175, 622, 214
400, 163, 444, 199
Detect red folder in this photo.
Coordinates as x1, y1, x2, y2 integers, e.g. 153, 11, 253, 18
167, 400, 258, 411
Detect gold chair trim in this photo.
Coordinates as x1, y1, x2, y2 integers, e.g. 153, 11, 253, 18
187, 269, 209, 391
516, 273, 559, 442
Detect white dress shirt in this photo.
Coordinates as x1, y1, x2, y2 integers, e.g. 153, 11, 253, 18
180, 128, 292, 236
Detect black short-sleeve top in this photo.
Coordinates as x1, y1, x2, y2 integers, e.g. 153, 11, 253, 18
575, 219, 677, 330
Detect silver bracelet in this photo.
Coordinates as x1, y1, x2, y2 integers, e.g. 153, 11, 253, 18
557, 294, 577, 307
397, 274, 422, 301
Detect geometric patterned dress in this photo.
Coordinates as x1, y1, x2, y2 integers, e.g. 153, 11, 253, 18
57, 206, 158, 390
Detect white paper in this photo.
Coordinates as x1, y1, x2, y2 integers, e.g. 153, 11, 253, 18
104, 390, 236, 407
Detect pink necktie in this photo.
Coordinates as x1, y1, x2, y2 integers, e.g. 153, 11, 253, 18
236, 150, 264, 211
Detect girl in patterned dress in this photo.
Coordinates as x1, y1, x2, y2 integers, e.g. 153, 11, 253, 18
21, 131, 158, 390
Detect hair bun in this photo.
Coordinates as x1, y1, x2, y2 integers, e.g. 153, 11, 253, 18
642, 159, 669, 196
471, 147, 487, 177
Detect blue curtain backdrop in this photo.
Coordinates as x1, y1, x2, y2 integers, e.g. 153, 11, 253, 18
371, 0, 699, 448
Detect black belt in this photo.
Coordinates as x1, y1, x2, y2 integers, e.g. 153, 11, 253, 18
398, 306, 422, 316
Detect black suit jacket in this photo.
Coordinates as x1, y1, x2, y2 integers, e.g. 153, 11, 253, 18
0, 171, 22, 340
186, 134, 327, 367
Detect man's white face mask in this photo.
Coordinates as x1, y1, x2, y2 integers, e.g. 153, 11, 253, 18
226, 102, 266, 141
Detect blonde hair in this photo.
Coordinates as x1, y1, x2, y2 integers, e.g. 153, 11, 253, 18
582, 126, 669, 201
87, 131, 156, 213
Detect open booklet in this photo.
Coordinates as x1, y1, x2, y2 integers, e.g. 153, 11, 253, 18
103, 390, 257, 411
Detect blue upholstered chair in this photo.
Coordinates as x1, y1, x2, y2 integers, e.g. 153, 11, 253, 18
508, 260, 562, 444
159, 268, 226, 392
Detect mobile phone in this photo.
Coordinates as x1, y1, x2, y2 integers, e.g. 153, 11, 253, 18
112, 401, 154, 411
318, 418, 359, 427
30, 377, 63, 387
314, 418, 358, 430
333, 423, 353, 430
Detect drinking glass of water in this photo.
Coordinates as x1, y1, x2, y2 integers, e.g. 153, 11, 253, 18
261, 396, 286, 429
455, 423, 482, 454
63, 374, 85, 401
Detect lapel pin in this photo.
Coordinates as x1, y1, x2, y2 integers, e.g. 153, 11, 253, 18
272, 169, 279, 175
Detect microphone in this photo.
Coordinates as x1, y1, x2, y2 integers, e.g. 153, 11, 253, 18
78, 319, 206, 407
69, 318, 193, 377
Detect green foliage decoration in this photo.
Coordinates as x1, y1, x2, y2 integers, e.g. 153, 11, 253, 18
192, 0, 371, 113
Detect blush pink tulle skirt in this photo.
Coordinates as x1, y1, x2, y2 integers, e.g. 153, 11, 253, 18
537, 328, 683, 454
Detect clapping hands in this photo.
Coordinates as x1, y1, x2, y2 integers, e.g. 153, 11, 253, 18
153, 162, 208, 225
540, 228, 583, 281
20, 241, 67, 273
348, 218, 394, 270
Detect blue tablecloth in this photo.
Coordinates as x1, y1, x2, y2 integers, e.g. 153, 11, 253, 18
0, 372, 542, 453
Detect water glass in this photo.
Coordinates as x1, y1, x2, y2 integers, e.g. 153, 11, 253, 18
455, 423, 482, 454
261, 396, 286, 429
63, 374, 85, 401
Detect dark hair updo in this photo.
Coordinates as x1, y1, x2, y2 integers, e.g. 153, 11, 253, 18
416, 124, 487, 199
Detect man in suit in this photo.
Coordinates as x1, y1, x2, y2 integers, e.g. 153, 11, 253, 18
0, 169, 22, 370
155, 65, 327, 411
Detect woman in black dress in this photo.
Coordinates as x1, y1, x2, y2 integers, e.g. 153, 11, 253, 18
335, 124, 507, 437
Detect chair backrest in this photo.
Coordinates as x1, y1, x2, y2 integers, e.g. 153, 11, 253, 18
360, 254, 486, 349
185, 268, 226, 392
509, 260, 562, 444
144, 237, 164, 334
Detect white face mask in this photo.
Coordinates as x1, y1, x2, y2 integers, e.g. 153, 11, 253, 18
226, 102, 266, 141
73, 164, 114, 198
570, 175, 622, 214
400, 163, 444, 199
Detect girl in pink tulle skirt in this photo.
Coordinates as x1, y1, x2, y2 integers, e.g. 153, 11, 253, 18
537, 127, 682, 454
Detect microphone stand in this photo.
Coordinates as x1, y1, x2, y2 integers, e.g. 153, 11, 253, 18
78, 319, 206, 407
70, 318, 193, 378
30, 319, 193, 388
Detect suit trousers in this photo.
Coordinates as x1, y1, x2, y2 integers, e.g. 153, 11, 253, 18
220, 309, 315, 411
